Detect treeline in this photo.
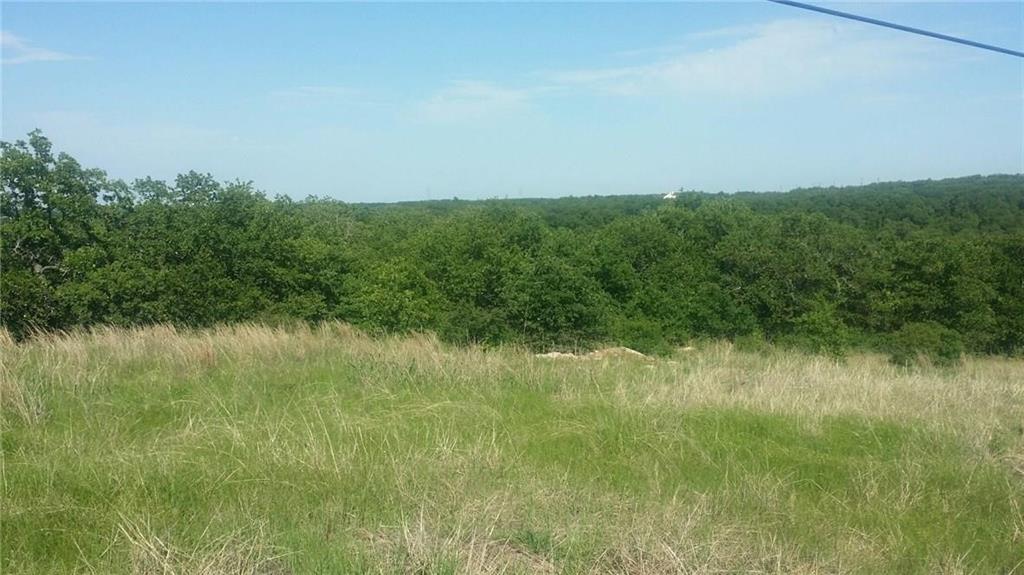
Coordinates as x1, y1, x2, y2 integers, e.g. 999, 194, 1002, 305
2, 131, 1022, 360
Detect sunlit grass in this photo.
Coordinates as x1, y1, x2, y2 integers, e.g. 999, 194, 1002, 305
2, 323, 1023, 573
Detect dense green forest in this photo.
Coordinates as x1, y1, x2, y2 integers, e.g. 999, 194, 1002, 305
2, 131, 1022, 359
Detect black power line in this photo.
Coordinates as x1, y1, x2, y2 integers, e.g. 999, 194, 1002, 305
767, 0, 1024, 58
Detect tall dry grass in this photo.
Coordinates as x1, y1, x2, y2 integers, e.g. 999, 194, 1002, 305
4, 322, 1022, 465
3, 323, 1023, 574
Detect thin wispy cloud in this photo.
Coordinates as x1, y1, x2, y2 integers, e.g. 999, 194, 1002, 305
614, 21, 770, 57
414, 80, 551, 123
414, 18, 944, 123
270, 85, 359, 100
549, 19, 939, 98
1, 30, 87, 65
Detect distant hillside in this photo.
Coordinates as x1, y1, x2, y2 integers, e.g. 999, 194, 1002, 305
353, 174, 1024, 233
3, 131, 1022, 358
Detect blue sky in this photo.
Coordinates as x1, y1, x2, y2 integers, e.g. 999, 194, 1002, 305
2, 2, 1022, 202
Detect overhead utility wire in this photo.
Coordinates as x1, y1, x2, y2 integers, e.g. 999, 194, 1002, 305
766, 0, 1024, 58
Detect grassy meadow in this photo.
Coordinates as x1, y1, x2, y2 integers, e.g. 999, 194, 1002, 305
2, 323, 1023, 574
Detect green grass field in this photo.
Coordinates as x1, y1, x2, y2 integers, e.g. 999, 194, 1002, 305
3, 324, 1023, 574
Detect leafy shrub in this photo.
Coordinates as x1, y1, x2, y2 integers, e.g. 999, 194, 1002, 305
733, 331, 772, 354
887, 321, 964, 367
784, 301, 852, 358
606, 315, 673, 356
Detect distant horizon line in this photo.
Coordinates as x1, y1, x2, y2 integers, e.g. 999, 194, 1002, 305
344, 172, 1023, 206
